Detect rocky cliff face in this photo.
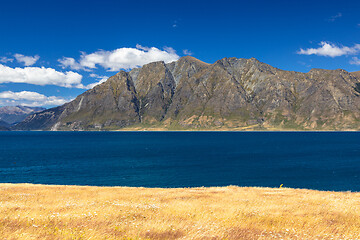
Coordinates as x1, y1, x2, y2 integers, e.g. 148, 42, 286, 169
14, 56, 360, 131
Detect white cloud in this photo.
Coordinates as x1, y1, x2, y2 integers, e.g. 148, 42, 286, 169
163, 46, 177, 55
172, 20, 178, 28
0, 91, 69, 107
297, 42, 360, 57
58, 45, 180, 72
350, 57, 360, 65
135, 44, 150, 51
14, 54, 40, 66
73, 74, 108, 89
0, 64, 83, 88
183, 49, 193, 55
327, 13, 342, 22
85, 78, 107, 89
58, 57, 83, 70
0, 57, 13, 63
84, 74, 109, 89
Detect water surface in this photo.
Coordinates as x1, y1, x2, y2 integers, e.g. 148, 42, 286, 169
0, 131, 359, 191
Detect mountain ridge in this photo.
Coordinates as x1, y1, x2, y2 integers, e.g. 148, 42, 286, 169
0, 106, 45, 125
14, 56, 360, 131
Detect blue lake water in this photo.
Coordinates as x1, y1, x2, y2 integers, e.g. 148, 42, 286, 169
0, 131, 359, 191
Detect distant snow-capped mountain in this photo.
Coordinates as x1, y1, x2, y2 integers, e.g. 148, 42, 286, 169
0, 106, 45, 125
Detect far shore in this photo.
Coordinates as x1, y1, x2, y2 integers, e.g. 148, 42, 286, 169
1, 184, 359, 239
4, 128, 360, 132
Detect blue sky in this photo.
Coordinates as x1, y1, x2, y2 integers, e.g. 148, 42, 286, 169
0, 0, 359, 108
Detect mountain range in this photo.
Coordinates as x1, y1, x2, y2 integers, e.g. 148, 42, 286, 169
13, 56, 360, 131
0, 120, 10, 131
0, 106, 45, 126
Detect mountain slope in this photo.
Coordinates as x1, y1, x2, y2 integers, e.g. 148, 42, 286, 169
0, 106, 45, 125
0, 120, 10, 130
0, 126, 9, 131
15, 56, 360, 131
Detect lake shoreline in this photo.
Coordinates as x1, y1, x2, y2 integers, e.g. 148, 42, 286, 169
5, 129, 360, 132
0, 182, 358, 192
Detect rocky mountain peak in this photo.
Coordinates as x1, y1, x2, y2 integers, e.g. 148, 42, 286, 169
13, 56, 360, 131
178, 56, 209, 65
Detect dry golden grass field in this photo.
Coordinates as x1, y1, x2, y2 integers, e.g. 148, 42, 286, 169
0, 184, 359, 239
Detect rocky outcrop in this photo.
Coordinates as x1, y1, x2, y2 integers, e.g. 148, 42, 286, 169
14, 56, 360, 131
